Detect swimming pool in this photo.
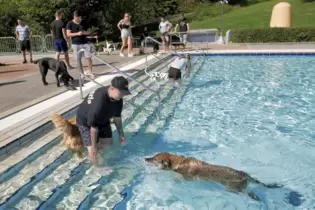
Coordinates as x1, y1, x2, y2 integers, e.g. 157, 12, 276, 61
1, 54, 315, 209
117, 55, 315, 210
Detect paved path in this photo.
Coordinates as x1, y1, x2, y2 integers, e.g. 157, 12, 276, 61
0, 51, 149, 118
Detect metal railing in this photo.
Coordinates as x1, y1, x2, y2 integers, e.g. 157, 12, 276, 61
169, 31, 207, 55
77, 48, 162, 119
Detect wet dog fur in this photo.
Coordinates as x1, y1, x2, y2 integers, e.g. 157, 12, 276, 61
145, 153, 283, 201
33, 57, 76, 90
51, 114, 84, 158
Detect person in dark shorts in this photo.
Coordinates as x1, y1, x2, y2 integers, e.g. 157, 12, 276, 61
15, 18, 33, 63
50, 11, 73, 69
168, 54, 191, 87
76, 76, 131, 165
175, 16, 190, 48
139, 26, 149, 55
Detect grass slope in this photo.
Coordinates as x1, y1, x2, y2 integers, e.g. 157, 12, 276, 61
190, 0, 315, 33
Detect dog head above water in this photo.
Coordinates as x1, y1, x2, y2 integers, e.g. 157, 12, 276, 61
145, 153, 176, 169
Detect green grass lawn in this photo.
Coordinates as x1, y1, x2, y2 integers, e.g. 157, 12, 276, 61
190, 0, 315, 33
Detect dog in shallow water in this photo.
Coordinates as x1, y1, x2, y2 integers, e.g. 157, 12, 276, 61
33, 57, 76, 90
145, 152, 283, 201
51, 114, 83, 158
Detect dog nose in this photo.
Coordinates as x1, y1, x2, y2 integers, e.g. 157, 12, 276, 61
145, 157, 153, 162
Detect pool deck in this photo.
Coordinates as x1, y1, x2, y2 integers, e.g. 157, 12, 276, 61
0, 51, 151, 119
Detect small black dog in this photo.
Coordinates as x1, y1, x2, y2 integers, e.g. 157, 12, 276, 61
33, 57, 76, 90
153, 43, 159, 53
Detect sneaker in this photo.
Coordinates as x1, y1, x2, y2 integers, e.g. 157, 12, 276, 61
128, 53, 134, 57
23, 60, 27, 64
120, 53, 124, 57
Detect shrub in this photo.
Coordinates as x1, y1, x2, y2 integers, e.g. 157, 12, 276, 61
230, 28, 315, 43
301, 0, 315, 3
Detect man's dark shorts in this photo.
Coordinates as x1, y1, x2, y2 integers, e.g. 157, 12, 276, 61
54, 39, 68, 53
20, 40, 31, 51
77, 122, 112, 147
168, 67, 181, 80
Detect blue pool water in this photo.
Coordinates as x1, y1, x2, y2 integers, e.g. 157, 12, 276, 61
116, 56, 315, 210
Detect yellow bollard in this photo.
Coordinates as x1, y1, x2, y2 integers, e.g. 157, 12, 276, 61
270, 2, 292, 28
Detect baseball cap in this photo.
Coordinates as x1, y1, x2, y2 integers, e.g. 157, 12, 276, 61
111, 76, 131, 95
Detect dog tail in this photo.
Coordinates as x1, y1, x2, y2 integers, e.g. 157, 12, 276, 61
51, 113, 75, 134
248, 175, 284, 188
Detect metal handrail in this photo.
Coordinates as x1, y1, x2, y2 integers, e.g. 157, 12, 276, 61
77, 48, 162, 119
169, 31, 207, 55
144, 36, 184, 67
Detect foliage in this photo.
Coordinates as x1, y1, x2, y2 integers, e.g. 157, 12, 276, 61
0, 0, 271, 38
230, 28, 315, 43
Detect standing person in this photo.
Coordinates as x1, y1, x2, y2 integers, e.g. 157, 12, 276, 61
139, 26, 149, 55
168, 54, 191, 87
76, 76, 131, 165
159, 16, 172, 52
66, 11, 94, 78
175, 16, 190, 48
50, 11, 73, 69
15, 18, 33, 63
117, 13, 134, 57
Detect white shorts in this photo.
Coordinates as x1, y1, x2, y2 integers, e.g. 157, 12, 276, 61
179, 33, 188, 44
121, 29, 131, 39
72, 43, 92, 60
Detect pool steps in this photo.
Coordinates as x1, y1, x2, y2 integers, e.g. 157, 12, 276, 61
0, 54, 170, 159
0, 56, 175, 209
14, 59, 175, 210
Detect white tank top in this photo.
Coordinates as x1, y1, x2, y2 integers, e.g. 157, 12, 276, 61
170, 57, 187, 70
159, 21, 169, 34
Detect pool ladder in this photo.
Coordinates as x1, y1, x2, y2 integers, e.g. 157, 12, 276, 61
76, 49, 162, 119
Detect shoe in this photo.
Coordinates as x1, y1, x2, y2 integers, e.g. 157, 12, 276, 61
128, 53, 134, 57
23, 60, 27, 64
120, 53, 124, 57
30, 59, 33, 63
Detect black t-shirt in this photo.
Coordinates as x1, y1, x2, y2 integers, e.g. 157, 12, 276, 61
178, 18, 188, 32
140, 30, 149, 41
66, 20, 88, 45
76, 86, 123, 127
50, 20, 66, 40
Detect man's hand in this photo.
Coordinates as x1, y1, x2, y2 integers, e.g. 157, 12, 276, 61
119, 135, 126, 144
89, 145, 97, 164
77, 31, 83, 36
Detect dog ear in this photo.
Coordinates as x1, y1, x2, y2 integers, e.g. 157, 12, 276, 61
162, 159, 171, 168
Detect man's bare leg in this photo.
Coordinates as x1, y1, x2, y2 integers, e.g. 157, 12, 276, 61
56, 52, 61, 60
87, 58, 93, 74
64, 51, 73, 68
22, 50, 26, 62
97, 138, 113, 166
28, 50, 33, 63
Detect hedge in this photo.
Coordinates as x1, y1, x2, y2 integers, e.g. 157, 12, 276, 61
230, 28, 315, 43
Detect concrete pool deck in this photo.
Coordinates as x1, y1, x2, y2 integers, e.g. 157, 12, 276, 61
0, 51, 153, 119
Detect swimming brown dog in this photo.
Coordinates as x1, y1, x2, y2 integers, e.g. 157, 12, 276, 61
145, 152, 283, 201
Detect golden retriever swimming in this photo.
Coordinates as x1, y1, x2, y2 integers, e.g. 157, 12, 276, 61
51, 114, 84, 158
145, 152, 283, 201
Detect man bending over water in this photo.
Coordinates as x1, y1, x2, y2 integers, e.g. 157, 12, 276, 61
168, 54, 191, 87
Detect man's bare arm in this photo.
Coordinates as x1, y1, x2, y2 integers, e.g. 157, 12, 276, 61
113, 117, 124, 137
67, 29, 81, 37
90, 127, 98, 147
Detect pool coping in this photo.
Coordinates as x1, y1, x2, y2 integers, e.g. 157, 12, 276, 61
176, 49, 315, 54
0, 54, 171, 156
